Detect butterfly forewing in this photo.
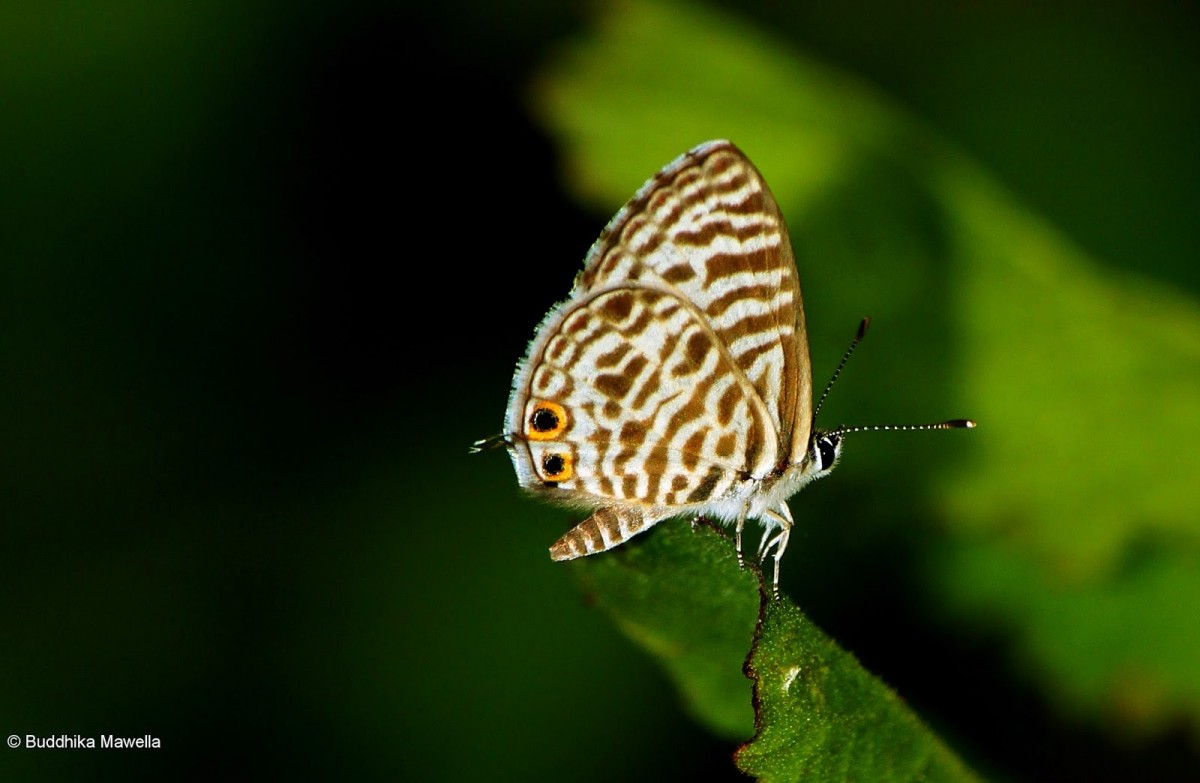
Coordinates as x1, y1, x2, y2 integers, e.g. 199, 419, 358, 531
576, 141, 813, 463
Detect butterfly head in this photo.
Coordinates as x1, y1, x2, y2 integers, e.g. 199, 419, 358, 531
809, 430, 843, 478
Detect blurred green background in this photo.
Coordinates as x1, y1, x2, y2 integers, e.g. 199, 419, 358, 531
1, 1, 1198, 780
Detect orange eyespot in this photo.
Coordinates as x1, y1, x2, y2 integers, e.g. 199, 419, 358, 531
540, 451, 573, 482
526, 400, 568, 440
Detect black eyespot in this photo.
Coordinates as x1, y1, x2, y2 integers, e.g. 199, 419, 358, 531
526, 401, 568, 441
530, 407, 559, 433
817, 434, 840, 471
542, 453, 566, 477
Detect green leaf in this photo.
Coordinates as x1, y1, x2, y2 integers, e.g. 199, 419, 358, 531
738, 595, 980, 782
573, 519, 980, 781
929, 176, 1200, 735
533, 0, 1200, 743
571, 519, 758, 740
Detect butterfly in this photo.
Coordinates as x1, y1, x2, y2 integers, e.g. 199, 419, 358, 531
474, 140, 973, 596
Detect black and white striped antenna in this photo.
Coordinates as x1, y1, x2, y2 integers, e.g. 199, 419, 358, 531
816, 317, 976, 434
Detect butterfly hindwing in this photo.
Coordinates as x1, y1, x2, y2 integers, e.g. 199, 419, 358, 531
506, 285, 778, 517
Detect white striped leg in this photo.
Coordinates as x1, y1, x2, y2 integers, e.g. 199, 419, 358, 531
758, 503, 794, 599
735, 503, 749, 568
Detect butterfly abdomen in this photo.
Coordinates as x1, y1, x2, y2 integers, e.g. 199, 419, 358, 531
548, 506, 648, 561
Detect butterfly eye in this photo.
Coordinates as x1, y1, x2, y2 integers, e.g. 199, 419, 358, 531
816, 434, 841, 472
540, 451, 573, 482
527, 401, 568, 440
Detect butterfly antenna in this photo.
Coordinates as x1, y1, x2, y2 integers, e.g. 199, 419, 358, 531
813, 317, 871, 422
834, 419, 976, 437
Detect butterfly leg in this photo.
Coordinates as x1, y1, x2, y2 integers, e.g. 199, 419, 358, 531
758, 503, 794, 599
734, 503, 749, 568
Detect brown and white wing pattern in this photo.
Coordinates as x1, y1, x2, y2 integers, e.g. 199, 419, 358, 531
576, 140, 814, 464
485, 141, 974, 596
503, 140, 813, 566
505, 285, 777, 557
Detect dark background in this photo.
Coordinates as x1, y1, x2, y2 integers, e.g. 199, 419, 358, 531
2, 1, 1197, 780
